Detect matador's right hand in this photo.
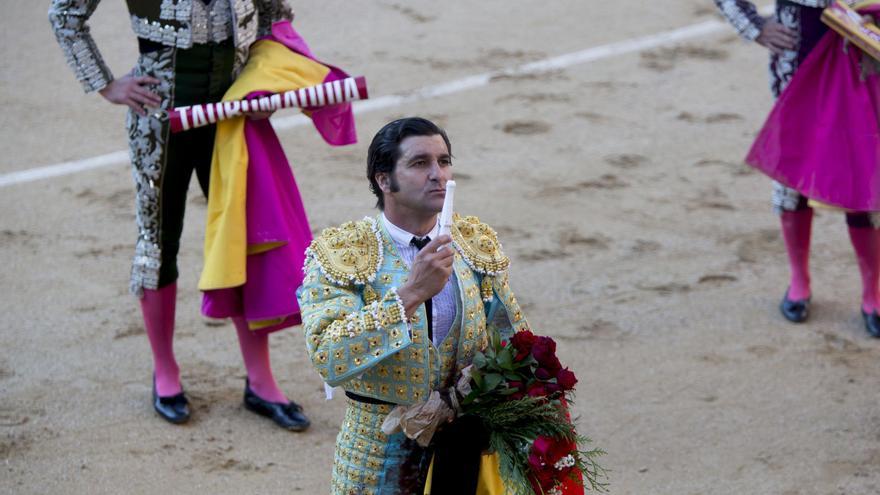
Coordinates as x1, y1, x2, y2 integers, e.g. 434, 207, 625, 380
99, 73, 162, 116
398, 235, 454, 317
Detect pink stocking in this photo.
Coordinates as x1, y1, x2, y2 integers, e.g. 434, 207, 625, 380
781, 209, 813, 301
140, 283, 181, 397
848, 225, 880, 313
233, 317, 288, 404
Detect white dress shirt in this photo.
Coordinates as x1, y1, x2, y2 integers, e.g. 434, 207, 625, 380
381, 213, 457, 346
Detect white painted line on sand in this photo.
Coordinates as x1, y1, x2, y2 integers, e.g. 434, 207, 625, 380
0, 151, 130, 188
0, 15, 745, 189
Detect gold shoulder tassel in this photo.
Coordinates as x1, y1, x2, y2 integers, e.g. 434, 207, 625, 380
480, 275, 494, 302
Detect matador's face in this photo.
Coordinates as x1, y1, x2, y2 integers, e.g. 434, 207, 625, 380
381, 134, 453, 216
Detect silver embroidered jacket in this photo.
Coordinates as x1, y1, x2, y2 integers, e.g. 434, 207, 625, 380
713, 1, 833, 41
48, 0, 294, 93
298, 215, 531, 405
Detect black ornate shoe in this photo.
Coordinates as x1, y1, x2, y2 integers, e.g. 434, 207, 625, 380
780, 289, 810, 323
243, 381, 310, 432
862, 310, 880, 338
152, 381, 190, 425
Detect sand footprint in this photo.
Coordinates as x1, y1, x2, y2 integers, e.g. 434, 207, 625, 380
688, 187, 736, 211
0, 408, 31, 427
746, 345, 778, 358
576, 319, 624, 341
631, 239, 661, 254
677, 112, 743, 124
695, 158, 755, 177
640, 45, 729, 71
579, 174, 628, 189
492, 225, 532, 240
536, 174, 628, 196
559, 231, 611, 250
572, 111, 611, 123
518, 248, 569, 262
387, 4, 435, 23
697, 274, 738, 287
495, 93, 571, 104
705, 112, 743, 123
0, 230, 37, 248
604, 153, 647, 169
636, 281, 691, 294
114, 322, 144, 340
499, 120, 552, 135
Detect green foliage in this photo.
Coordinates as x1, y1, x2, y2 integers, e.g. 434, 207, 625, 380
574, 438, 610, 493
462, 339, 538, 406
460, 329, 608, 492
483, 373, 504, 392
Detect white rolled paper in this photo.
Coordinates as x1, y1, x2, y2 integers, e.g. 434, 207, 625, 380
438, 180, 456, 238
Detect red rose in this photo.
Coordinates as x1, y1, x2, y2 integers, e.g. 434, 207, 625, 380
534, 367, 552, 380
532, 335, 556, 355
534, 436, 575, 462
532, 436, 554, 457
544, 382, 561, 395
527, 383, 548, 398
556, 464, 575, 483
511, 330, 536, 350
559, 440, 577, 460
549, 438, 576, 464
538, 354, 562, 374
529, 436, 575, 491
534, 467, 556, 490
556, 367, 578, 391
527, 453, 557, 492
510, 330, 537, 361
528, 451, 545, 470
531, 336, 561, 372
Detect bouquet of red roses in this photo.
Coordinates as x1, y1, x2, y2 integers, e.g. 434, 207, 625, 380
459, 329, 606, 494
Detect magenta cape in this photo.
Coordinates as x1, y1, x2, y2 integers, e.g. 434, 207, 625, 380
746, 6, 880, 212
201, 22, 357, 333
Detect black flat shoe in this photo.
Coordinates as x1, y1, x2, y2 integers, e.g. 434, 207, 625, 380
862, 310, 880, 338
780, 289, 810, 323
243, 381, 310, 432
152, 382, 190, 425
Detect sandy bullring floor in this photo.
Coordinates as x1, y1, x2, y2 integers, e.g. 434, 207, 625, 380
1, 1, 879, 494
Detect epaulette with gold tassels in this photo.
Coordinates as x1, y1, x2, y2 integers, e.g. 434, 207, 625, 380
450, 214, 510, 301
304, 217, 383, 287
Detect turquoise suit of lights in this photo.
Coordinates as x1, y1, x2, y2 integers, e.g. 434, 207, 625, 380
297, 214, 529, 494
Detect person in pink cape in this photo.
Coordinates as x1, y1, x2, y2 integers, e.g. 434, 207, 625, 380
48, 0, 352, 429
715, 0, 880, 337
198, 20, 359, 428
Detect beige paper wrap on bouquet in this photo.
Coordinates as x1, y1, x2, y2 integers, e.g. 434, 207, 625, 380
381, 391, 455, 447
381, 366, 476, 447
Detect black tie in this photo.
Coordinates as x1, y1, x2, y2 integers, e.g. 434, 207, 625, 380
410, 236, 432, 341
